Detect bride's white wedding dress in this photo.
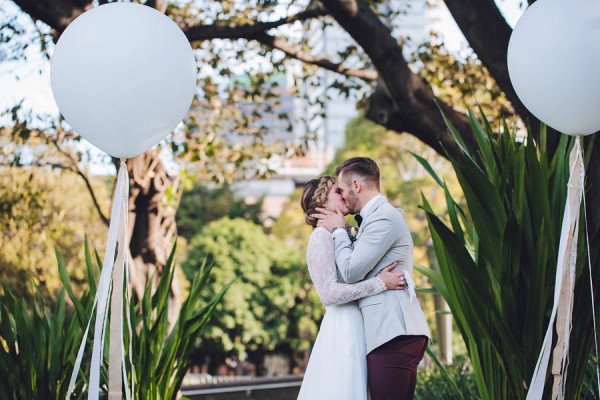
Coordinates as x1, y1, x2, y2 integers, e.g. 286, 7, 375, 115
297, 227, 387, 400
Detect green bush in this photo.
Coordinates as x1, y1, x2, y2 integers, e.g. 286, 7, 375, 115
182, 217, 318, 366
0, 239, 231, 399
416, 362, 478, 400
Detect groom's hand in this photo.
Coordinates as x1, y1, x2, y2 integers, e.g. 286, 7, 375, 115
312, 207, 345, 233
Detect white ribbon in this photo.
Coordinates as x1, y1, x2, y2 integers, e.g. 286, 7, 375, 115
581, 144, 600, 397
66, 159, 133, 400
404, 271, 417, 303
527, 137, 584, 400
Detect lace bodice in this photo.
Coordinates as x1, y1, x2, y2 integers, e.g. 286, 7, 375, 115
306, 227, 386, 307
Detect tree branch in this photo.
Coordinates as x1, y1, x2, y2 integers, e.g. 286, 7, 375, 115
254, 33, 378, 81
185, 6, 377, 81
442, 0, 559, 151
320, 0, 477, 160
70, 165, 110, 226
11, 1, 370, 81
1, 160, 110, 226
441, 2, 525, 121
11, 0, 92, 38
145, 0, 167, 13
184, 7, 326, 41
49, 138, 110, 226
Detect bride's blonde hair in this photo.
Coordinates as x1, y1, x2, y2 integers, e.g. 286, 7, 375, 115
301, 175, 336, 228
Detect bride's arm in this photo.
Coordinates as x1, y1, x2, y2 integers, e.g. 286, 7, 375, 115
307, 229, 394, 306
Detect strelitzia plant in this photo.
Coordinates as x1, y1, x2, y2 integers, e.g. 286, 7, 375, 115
415, 109, 599, 399
0, 239, 231, 399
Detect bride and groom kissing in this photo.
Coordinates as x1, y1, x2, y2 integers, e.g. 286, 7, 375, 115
298, 157, 430, 400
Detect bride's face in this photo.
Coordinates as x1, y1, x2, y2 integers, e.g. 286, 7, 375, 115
324, 184, 349, 215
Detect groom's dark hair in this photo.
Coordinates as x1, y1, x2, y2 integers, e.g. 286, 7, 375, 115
335, 157, 380, 190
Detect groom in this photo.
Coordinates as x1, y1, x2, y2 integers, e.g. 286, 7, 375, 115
313, 157, 430, 400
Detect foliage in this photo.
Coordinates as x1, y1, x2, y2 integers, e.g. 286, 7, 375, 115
410, 38, 516, 127
0, 239, 230, 399
0, 167, 110, 299
416, 110, 599, 399
415, 361, 478, 400
129, 243, 232, 399
0, 0, 311, 188
271, 188, 312, 250
0, 247, 93, 400
1, 0, 526, 306
176, 183, 264, 241
181, 217, 320, 365
581, 355, 600, 399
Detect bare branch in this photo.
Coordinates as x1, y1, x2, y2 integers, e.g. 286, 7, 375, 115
71, 165, 110, 226
48, 137, 110, 226
185, 6, 375, 81
254, 32, 378, 81
2, 160, 110, 226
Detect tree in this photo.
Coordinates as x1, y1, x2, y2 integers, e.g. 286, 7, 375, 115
8, 0, 597, 272
181, 217, 319, 373
175, 183, 264, 241
0, 167, 110, 299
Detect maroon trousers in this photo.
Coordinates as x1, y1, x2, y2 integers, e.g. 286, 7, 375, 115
367, 335, 428, 400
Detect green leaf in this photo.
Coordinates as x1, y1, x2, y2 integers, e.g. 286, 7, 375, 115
55, 246, 85, 319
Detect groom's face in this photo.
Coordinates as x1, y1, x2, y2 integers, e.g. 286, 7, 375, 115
338, 172, 360, 214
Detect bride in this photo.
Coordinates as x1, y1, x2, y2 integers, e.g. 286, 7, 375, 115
298, 175, 406, 400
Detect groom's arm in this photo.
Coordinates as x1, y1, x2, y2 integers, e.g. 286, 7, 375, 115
332, 215, 396, 283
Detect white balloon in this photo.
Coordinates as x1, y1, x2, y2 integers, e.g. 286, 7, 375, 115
51, 3, 196, 157
507, 0, 600, 136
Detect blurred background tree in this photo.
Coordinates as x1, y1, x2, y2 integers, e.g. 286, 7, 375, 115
181, 217, 319, 374
176, 184, 264, 241
0, 167, 110, 299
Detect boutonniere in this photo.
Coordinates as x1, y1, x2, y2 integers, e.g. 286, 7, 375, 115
346, 225, 359, 242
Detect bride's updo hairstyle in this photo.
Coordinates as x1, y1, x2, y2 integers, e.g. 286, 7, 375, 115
301, 175, 336, 228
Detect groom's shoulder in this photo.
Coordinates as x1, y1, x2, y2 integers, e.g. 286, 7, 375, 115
372, 202, 406, 225
374, 199, 401, 216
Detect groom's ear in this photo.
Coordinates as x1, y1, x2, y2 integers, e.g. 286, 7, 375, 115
352, 179, 362, 192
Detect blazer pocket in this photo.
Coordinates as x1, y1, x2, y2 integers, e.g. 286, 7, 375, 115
359, 295, 383, 309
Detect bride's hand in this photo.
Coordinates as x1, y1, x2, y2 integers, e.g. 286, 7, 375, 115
379, 262, 406, 290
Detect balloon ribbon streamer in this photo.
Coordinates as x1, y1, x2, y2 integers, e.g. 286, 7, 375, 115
527, 138, 585, 399
65, 159, 134, 400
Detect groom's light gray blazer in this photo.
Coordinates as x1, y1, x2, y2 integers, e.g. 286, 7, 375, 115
332, 196, 430, 354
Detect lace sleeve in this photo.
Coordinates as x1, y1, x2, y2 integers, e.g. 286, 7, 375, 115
306, 228, 386, 307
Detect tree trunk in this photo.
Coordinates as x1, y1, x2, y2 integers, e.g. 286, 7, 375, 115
116, 151, 181, 320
